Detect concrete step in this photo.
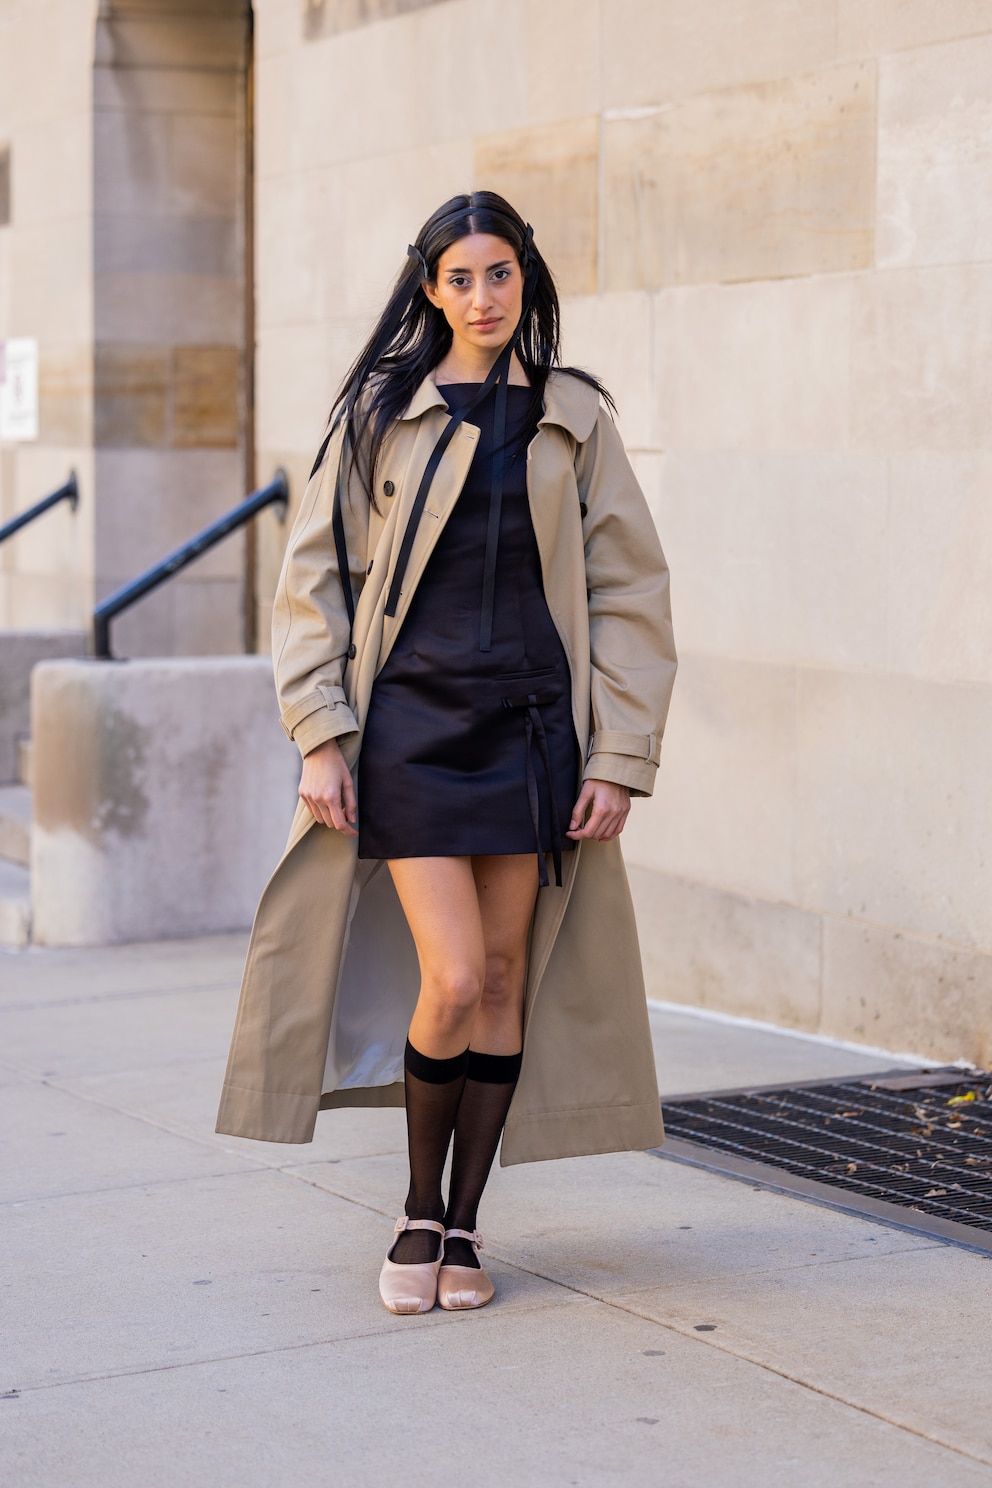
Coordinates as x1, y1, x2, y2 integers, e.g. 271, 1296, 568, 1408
0, 784, 31, 867
0, 857, 30, 947
17, 737, 32, 788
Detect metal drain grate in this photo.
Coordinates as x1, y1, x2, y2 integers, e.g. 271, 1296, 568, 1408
656, 1067, 992, 1254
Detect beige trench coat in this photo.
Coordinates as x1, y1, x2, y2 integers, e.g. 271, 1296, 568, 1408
216, 370, 677, 1163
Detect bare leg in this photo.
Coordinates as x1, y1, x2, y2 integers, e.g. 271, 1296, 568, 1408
469, 853, 539, 1053
387, 857, 485, 1262
389, 857, 487, 1057
444, 854, 538, 1267
385, 855, 539, 1265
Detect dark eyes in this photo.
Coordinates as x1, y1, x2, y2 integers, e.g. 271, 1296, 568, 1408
446, 268, 513, 288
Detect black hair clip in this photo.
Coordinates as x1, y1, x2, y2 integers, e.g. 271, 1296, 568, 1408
523, 223, 535, 271
407, 243, 429, 279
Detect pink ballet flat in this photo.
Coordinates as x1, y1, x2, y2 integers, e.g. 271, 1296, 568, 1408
437, 1228, 495, 1311
378, 1217, 446, 1315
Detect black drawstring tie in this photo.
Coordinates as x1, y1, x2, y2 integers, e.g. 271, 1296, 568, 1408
384, 253, 539, 630
479, 371, 509, 652
502, 689, 564, 888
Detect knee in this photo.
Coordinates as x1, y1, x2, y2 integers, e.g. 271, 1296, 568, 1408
480, 952, 524, 1015
425, 963, 485, 1026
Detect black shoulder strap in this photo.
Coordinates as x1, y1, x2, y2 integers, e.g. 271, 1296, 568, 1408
307, 414, 356, 632
383, 259, 539, 623
383, 343, 511, 619
331, 427, 356, 631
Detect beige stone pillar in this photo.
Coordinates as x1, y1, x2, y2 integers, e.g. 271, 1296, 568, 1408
91, 0, 252, 656
0, 0, 98, 631
0, 0, 254, 655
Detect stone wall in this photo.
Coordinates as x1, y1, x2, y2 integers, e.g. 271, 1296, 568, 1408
91, 0, 252, 656
252, 0, 992, 1063
0, 0, 253, 655
4, 1, 988, 1041
0, 0, 96, 630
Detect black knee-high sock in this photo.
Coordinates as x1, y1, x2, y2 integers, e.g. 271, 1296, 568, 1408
443, 1050, 522, 1269
391, 1039, 469, 1265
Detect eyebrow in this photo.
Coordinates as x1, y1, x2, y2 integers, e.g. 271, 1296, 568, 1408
444, 259, 513, 274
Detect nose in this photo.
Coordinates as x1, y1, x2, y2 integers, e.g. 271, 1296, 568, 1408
471, 277, 493, 314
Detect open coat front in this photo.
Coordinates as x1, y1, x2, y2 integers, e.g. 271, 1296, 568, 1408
216, 372, 677, 1164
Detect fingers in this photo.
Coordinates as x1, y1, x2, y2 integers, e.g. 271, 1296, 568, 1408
300, 785, 359, 836
567, 807, 627, 841
566, 780, 631, 842
567, 781, 596, 835
333, 772, 359, 836
299, 752, 359, 837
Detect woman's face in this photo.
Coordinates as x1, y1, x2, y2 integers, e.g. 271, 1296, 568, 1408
424, 233, 524, 361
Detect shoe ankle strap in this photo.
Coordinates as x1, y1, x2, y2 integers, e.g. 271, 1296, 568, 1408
444, 1227, 483, 1248
395, 1216, 446, 1236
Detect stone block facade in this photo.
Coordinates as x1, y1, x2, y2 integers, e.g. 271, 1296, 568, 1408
245, 0, 992, 1060
2, 0, 991, 1050
0, 0, 251, 654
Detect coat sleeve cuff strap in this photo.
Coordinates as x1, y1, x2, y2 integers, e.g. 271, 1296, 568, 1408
280, 688, 359, 758
587, 729, 660, 766
582, 751, 658, 797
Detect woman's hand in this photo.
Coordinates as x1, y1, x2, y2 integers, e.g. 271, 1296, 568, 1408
566, 778, 631, 842
299, 738, 358, 836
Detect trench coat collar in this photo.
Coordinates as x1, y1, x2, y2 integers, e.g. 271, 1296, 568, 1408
398, 368, 601, 443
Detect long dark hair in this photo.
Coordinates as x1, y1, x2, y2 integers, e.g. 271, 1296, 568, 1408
329, 191, 615, 503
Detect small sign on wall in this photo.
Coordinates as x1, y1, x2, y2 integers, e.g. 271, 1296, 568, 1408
0, 338, 39, 441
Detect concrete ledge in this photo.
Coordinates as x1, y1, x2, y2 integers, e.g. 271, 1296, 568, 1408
0, 631, 87, 783
31, 658, 300, 946
629, 863, 992, 1067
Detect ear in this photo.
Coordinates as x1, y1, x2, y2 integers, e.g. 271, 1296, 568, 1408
423, 279, 443, 310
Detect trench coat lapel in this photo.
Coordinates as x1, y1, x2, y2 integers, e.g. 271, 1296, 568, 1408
378, 417, 479, 654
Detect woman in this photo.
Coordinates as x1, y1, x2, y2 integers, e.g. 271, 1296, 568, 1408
217, 192, 676, 1316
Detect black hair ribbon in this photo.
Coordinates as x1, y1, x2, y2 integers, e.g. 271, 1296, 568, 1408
407, 243, 429, 279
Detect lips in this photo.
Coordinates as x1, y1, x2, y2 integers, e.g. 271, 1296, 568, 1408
471, 318, 500, 330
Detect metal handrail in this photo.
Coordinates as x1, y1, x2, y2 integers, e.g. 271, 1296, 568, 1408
0, 471, 78, 546
92, 469, 289, 659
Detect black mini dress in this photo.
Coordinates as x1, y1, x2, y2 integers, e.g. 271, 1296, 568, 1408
357, 382, 579, 883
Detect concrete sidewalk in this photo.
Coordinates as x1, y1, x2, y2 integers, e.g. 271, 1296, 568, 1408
2, 934, 991, 1487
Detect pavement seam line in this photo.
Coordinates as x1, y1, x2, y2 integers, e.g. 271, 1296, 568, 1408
585, 1242, 946, 1290
480, 1265, 992, 1472
8, 1264, 991, 1473
0, 1166, 274, 1210
0, 1063, 307, 1174
607, 1293, 992, 1470
6, 1295, 586, 1396
2, 1054, 227, 1082
243, 1168, 992, 1466
4, 1062, 970, 1281
0, 980, 241, 1013
9, 1056, 990, 1467
47, 1068, 956, 1271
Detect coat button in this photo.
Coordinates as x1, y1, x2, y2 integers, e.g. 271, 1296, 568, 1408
579, 502, 588, 518
383, 480, 395, 497
347, 643, 357, 659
